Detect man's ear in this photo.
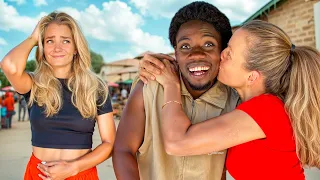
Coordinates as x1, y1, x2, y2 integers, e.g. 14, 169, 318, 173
247, 71, 260, 86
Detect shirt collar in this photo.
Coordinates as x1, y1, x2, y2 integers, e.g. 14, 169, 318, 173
180, 76, 228, 109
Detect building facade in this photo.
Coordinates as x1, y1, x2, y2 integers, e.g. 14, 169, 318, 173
236, 0, 320, 49
99, 59, 139, 83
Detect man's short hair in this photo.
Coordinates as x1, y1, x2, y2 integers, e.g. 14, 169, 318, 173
169, 1, 232, 51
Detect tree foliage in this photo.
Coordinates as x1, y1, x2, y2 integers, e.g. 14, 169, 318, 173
90, 50, 104, 73
0, 71, 10, 88
25, 60, 36, 72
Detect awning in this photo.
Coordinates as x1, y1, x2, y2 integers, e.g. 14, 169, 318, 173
117, 79, 133, 84
1, 86, 14, 91
108, 82, 119, 87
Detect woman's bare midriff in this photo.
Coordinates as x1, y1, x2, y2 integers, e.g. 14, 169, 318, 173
33, 146, 91, 162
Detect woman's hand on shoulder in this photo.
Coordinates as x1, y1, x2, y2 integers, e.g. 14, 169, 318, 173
139, 53, 176, 84
154, 59, 180, 88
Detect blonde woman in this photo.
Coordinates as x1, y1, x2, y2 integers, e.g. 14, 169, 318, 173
1, 12, 115, 180
140, 20, 320, 179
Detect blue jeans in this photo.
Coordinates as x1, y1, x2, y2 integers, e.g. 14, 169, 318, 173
6, 111, 14, 128
19, 106, 26, 121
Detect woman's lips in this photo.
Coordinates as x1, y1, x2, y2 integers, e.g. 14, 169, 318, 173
52, 55, 65, 58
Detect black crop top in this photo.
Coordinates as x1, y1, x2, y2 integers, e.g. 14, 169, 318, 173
23, 79, 113, 149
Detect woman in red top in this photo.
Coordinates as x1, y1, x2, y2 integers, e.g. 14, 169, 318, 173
140, 20, 320, 179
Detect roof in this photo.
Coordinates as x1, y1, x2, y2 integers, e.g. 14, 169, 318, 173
104, 59, 139, 67
167, 52, 175, 58
105, 66, 138, 76
134, 51, 154, 59
102, 52, 175, 74
242, 0, 285, 25
134, 51, 176, 59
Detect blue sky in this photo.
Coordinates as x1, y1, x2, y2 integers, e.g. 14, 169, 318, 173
0, 0, 270, 62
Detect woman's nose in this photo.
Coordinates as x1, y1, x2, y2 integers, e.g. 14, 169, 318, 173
53, 43, 62, 52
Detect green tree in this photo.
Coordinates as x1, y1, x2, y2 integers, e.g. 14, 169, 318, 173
90, 50, 104, 74
0, 60, 36, 88
0, 71, 10, 88
26, 60, 36, 72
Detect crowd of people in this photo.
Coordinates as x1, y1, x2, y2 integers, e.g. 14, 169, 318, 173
110, 86, 130, 118
0, 92, 28, 129
0, 1, 319, 180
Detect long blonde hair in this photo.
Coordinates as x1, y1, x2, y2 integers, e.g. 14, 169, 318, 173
29, 11, 108, 119
241, 20, 320, 168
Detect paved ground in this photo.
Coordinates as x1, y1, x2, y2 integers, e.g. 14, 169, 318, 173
0, 108, 319, 179
0, 109, 117, 180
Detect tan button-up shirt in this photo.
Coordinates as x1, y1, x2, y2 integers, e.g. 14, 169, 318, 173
135, 77, 239, 180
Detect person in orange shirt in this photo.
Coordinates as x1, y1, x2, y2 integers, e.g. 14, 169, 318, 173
3, 92, 15, 128
0, 95, 3, 105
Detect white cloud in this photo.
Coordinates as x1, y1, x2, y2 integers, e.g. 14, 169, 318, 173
58, 7, 81, 19
7, 0, 25, 5
59, 1, 172, 58
210, 0, 267, 24
0, 0, 45, 33
130, 0, 268, 24
130, 0, 187, 18
0, 50, 3, 61
33, 0, 48, 7
0, 37, 7, 45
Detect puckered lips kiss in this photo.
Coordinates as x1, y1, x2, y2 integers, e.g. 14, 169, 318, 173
187, 63, 211, 79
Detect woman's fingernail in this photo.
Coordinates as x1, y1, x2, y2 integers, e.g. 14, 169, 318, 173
41, 161, 46, 164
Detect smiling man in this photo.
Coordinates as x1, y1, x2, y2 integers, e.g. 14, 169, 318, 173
173, 19, 222, 98
113, 2, 239, 180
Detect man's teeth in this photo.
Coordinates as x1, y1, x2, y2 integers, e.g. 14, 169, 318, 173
189, 66, 210, 72
194, 71, 205, 76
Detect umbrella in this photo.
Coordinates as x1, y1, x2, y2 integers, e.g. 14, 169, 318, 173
1, 86, 14, 91
108, 82, 119, 87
